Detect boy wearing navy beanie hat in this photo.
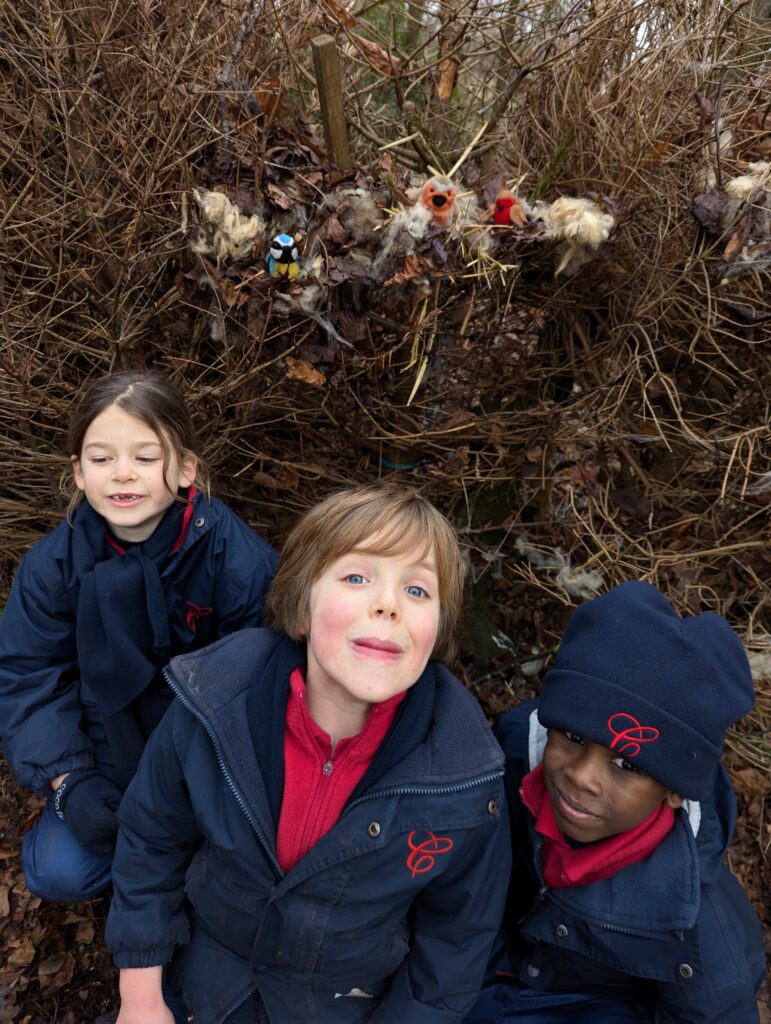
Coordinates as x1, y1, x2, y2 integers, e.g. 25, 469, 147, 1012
467, 581, 766, 1024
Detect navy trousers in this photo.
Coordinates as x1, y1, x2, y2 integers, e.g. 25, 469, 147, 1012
22, 797, 112, 902
465, 980, 643, 1023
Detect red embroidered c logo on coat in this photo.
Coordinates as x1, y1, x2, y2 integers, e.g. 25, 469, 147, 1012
607, 713, 660, 757
185, 601, 213, 633
406, 831, 454, 877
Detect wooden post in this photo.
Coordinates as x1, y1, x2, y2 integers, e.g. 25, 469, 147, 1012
310, 34, 352, 170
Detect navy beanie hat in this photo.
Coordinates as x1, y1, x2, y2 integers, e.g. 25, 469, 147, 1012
538, 581, 755, 800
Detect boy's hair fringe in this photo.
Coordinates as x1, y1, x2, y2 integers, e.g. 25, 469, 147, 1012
63, 370, 210, 518
264, 483, 464, 664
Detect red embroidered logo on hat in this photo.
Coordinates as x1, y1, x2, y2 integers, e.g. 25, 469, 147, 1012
185, 601, 213, 633
607, 713, 660, 757
406, 831, 454, 877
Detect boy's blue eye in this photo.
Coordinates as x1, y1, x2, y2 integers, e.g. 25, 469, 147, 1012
405, 585, 427, 598
137, 456, 160, 463
344, 574, 367, 585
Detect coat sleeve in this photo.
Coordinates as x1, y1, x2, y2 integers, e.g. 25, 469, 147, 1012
367, 785, 512, 1023
106, 706, 202, 968
210, 501, 278, 636
0, 541, 94, 794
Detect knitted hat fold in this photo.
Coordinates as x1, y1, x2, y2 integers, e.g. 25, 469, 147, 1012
538, 581, 755, 799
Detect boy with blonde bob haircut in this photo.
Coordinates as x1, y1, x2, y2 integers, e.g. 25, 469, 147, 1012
107, 483, 511, 1024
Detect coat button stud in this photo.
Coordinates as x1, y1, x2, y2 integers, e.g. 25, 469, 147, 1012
194, 516, 205, 528
367, 821, 381, 837
487, 799, 498, 814
678, 963, 694, 979
555, 924, 568, 938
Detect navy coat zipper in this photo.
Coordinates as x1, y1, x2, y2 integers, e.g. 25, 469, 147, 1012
343, 770, 505, 816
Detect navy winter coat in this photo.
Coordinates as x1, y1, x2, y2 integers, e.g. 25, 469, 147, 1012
495, 700, 766, 1024
106, 629, 512, 1024
0, 493, 277, 795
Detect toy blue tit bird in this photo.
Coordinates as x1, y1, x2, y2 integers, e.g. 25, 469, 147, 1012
266, 233, 301, 279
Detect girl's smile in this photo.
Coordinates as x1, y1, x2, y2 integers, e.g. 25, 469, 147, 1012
72, 404, 196, 542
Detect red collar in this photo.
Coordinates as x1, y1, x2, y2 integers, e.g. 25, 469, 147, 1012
520, 763, 675, 888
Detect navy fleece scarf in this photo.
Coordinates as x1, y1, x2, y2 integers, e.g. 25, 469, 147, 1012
73, 496, 189, 716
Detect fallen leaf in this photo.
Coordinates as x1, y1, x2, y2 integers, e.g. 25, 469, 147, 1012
611, 487, 652, 521
722, 228, 744, 263
75, 919, 96, 944
688, 189, 724, 234
383, 254, 428, 288
351, 36, 401, 79
252, 79, 284, 119
8, 939, 35, 966
285, 357, 326, 388
37, 954, 66, 978
321, 0, 359, 28
266, 183, 293, 211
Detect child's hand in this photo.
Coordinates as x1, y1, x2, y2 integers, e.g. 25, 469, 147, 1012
53, 769, 123, 853
117, 968, 174, 1024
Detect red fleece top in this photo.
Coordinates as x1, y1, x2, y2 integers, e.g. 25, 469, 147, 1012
276, 668, 405, 873
520, 764, 675, 888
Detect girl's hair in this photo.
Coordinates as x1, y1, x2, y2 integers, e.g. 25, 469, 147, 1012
264, 483, 464, 664
65, 371, 209, 515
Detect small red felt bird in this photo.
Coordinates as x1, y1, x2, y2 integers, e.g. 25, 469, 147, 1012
493, 191, 528, 227
419, 177, 457, 227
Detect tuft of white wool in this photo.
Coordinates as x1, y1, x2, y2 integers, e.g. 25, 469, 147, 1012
333, 188, 384, 243
541, 197, 615, 247
514, 536, 604, 600
191, 188, 265, 263
725, 161, 771, 201
371, 203, 432, 277
532, 196, 615, 275
747, 649, 771, 683
405, 203, 433, 239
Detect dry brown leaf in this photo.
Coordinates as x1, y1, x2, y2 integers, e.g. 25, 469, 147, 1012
75, 919, 96, 944
352, 36, 401, 79
37, 953, 66, 978
0, 884, 9, 919
266, 183, 293, 211
722, 229, 744, 263
321, 0, 359, 28
285, 357, 326, 388
8, 938, 35, 966
383, 254, 427, 288
217, 276, 249, 310
253, 79, 284, 119
318, 214, 348, 246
